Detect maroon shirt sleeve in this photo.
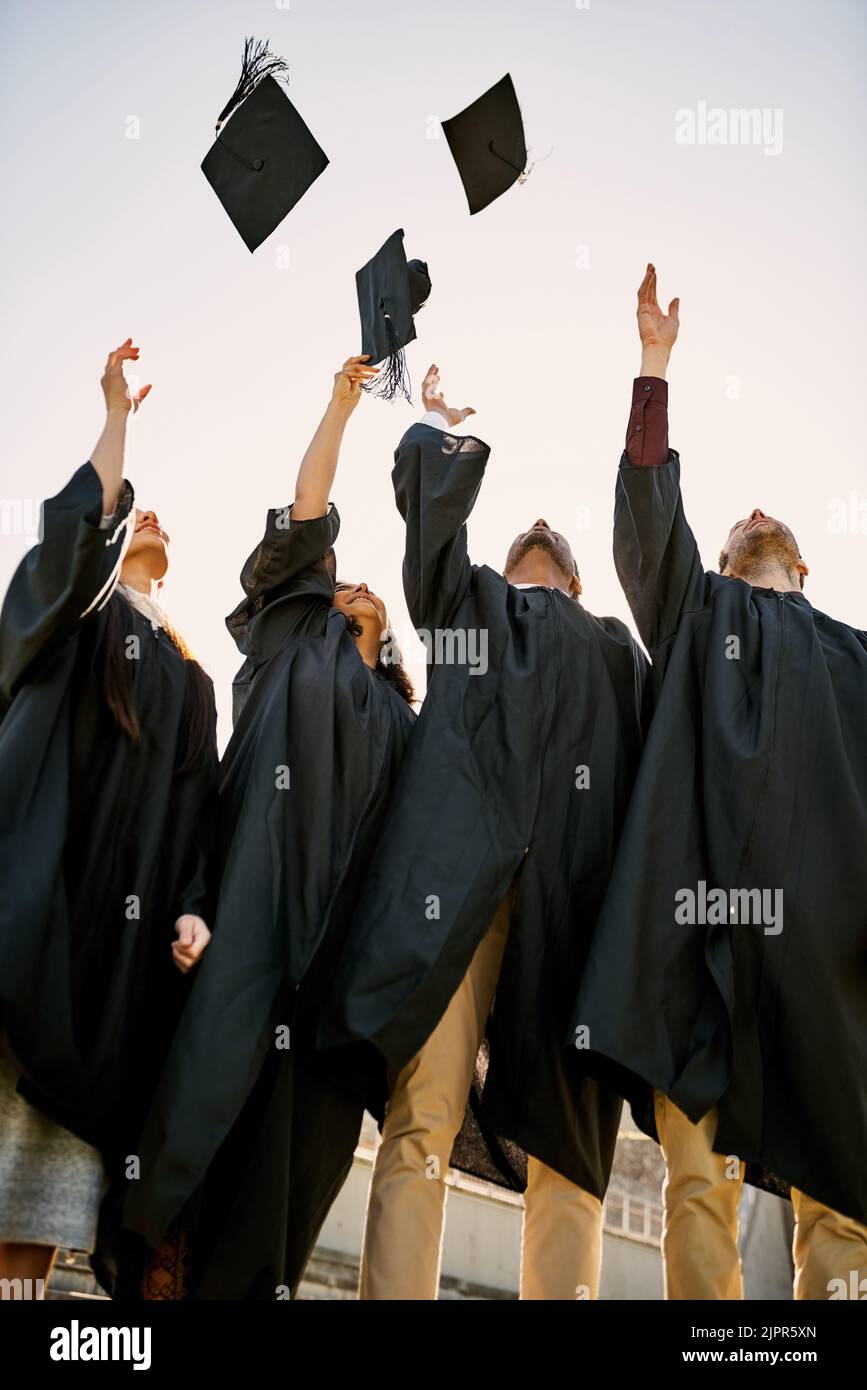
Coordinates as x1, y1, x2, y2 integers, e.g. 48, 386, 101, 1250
625, 376, 669, 468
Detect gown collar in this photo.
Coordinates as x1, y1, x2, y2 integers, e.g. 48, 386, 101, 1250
118, 583, 167, 632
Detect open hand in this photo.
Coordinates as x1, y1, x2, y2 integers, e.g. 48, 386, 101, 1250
172, 914, 211, 974
101, 339, 152, 416
421, 364, 476, 428
637, 265, 680, 353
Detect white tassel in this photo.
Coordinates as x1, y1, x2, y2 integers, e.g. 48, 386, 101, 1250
78, 511, 135, 620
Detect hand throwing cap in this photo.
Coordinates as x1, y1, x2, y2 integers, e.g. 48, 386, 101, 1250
441, 74, 528, 215
356, 229, 431, 402
201, 37, 329, 252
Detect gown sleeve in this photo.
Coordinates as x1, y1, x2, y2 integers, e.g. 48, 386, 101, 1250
391, 422, 490, 633
225, 503, 340, 664
173, 683, 220, 925
174, 821, 215, 923
613, 380, 706, 656
175, 839, 212, 917
0, 462, 134, 708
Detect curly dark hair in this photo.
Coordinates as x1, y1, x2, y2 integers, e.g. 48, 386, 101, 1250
341, 612, 416, 706
375, 649, 416, 705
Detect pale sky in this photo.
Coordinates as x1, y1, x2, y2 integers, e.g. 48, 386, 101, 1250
1, 0, 865, 748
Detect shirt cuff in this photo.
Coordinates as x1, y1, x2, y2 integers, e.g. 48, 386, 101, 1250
625, 376, 670, 468
95, 478, 135, 530
633, 376, 668, 405
420, 410, 453, 432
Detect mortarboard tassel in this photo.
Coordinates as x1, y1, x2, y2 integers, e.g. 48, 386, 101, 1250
216, 36, 290, 131
362, 312, 412, 404
487, 140, 552, 185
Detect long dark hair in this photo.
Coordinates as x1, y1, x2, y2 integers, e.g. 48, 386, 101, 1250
95, 592, 214, 774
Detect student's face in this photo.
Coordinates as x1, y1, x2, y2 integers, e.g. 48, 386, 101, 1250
503, 519, 578, 587
123, 508, 170, 580
720, 508, 807, 585
332, 581, 388, 632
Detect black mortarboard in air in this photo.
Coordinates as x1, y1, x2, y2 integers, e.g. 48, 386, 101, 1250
441, 73, 528, 215
356, 229, 432, 403
201, 37, 329, 252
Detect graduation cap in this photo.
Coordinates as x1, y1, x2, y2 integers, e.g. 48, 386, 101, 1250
356, 229, 431, 403
201, 37, 329, 252
441, 73, 529, 215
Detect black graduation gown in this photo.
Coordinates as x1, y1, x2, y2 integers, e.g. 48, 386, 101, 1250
0, 462, 218, 1163
320, 424, 648, 1197
570, 449, 867, 1226
124, 503, 416, 1297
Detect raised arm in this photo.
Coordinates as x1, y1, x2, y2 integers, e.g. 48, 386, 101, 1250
613, 266, 705, 656
0, 341, 145, 707
226, 357, 376, 663
292, 356, 378, 519
90, 339, 151, 516
392, 364, 488, 633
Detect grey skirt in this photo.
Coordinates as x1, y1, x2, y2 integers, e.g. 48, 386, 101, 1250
0, 1053, 106, 1252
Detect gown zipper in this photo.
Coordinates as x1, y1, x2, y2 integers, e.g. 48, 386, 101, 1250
522, 590, 562, 856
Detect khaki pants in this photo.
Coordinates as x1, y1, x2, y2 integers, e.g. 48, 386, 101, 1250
654, 1092, 867, 1300
360, 887, 602, 1300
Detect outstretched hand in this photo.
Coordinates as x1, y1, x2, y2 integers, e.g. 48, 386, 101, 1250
421, 364, 476, 428
332, 355, 379, 411
101, 339, 152, 416
637, 264, 680, 354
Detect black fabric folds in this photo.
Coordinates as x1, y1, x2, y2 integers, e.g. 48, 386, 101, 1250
124, 501, 416, 1297
570, 451, 867, 1226
0, 463, 219, 1271
320, 423, 649, 1199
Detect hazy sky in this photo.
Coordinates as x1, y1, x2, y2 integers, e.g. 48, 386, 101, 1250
1, 0, 865, 747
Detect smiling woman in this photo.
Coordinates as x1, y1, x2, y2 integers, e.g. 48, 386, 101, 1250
332, 580, 415, 706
